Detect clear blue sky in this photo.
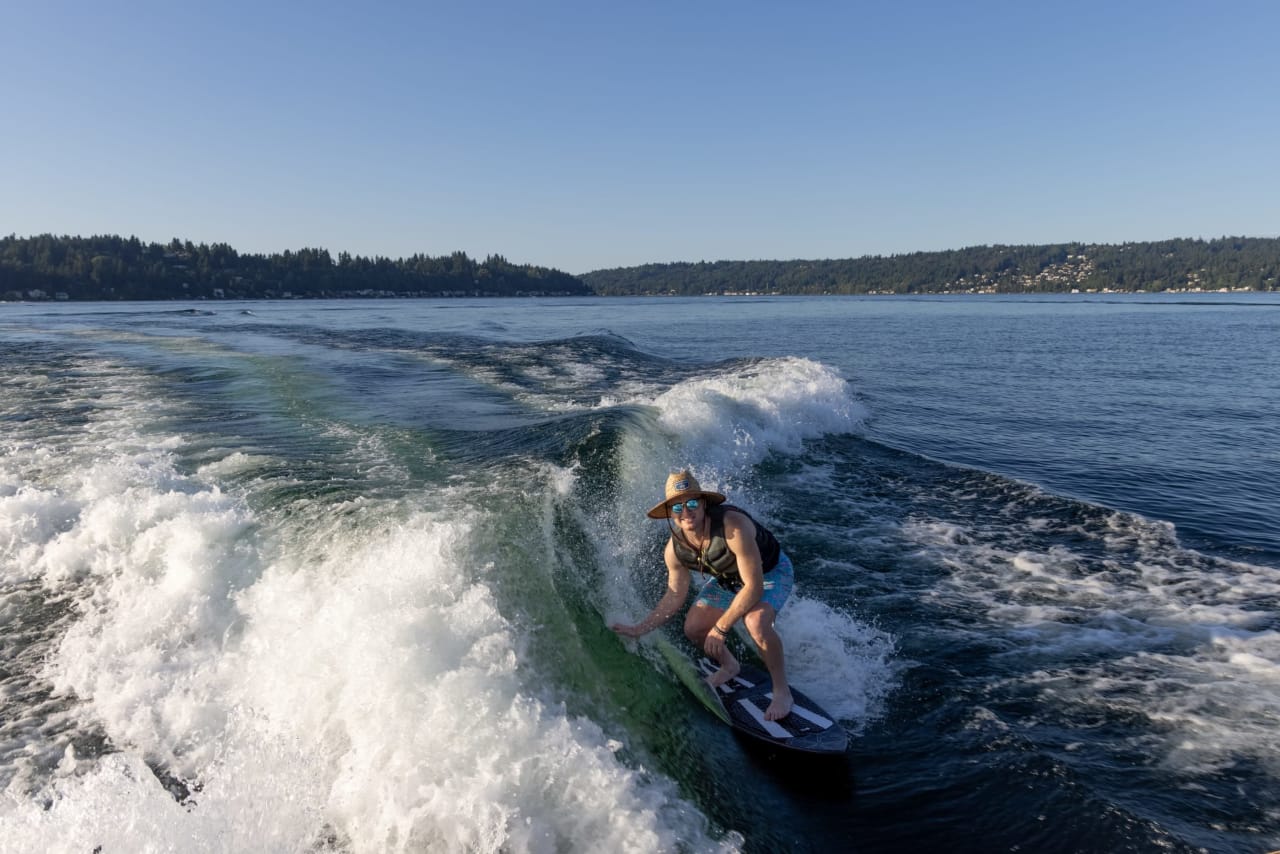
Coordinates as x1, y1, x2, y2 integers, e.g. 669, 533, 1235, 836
4, 1, 1277, 274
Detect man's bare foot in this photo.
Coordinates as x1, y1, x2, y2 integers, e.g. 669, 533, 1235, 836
706, 657, 741, 688
764, 688, 793, 721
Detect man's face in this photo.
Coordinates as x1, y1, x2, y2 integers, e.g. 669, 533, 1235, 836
670, 497, 705, 533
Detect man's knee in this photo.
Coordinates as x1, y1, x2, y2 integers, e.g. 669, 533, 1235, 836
684, 609, 712, 642
743, 607, 777, 641
683, 621, 703, 644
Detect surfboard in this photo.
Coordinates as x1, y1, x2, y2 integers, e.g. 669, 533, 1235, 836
655, 638, 848, 755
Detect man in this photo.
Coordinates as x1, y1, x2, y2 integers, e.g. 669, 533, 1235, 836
611, 470, 796, 721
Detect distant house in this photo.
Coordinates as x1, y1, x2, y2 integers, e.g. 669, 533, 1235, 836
55, 292, 69, 301
26, 289, 47, 300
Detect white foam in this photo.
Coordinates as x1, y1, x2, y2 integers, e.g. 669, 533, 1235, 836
898, 505, 1280, 776
195, 451, 279, 480
774, 595, 897, 726
0, 369, 734, 852
646, 357, 866, 477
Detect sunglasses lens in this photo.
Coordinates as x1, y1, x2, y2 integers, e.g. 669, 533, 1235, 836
670, 498, 699, 515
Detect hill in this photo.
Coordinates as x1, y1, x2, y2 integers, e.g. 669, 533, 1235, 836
1, 234, 590, 301
580, 237, 1280, 296
6, 235, 1278, 301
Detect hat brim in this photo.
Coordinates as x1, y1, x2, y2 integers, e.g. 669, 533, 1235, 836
646, 490, 726, 519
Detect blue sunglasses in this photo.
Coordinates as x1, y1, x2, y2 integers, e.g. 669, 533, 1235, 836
669, 498, 701, 514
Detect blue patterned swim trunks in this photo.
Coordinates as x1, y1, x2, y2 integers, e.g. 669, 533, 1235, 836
693, 551, 794, 612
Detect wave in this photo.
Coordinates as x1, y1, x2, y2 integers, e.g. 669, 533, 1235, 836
610, 356, 867, 507
891, 465, 1280, 779
1, 324, 913, 851
0, 358, 737, 852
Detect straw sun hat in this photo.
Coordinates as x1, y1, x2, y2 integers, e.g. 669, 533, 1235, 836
646, 470, 727, 519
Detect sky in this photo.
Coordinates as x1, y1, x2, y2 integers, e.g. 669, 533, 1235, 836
3, 1, 1278, 274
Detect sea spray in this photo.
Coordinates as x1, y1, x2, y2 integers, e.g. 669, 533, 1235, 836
648, 356, 866, 487
775, 597, 897, 726
0, 390, 735, 853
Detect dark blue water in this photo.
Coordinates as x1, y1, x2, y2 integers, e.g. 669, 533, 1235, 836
1, 295, 1277, 853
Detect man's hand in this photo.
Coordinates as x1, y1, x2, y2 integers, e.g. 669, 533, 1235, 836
703, 629, 727, 657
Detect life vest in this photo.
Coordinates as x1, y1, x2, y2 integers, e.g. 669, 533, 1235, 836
670, 504, 781, 592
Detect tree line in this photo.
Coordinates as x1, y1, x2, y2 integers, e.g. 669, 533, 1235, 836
4, 234, 1278, 301
1, 234, 590, 300
580, 237, 1280, 295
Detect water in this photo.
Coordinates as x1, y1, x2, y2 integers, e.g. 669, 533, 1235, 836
1, 294, 1277, 853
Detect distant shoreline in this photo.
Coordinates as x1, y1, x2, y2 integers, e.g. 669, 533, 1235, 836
4, 233, 1278, 301
6, 289, 1278, 306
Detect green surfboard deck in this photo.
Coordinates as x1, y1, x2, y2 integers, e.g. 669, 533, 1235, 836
655, 637, 732, 724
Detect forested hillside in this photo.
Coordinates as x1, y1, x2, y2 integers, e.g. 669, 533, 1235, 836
5, 234, 1277, 301
581, 237, 1280, 295
1, 235, 589, 300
